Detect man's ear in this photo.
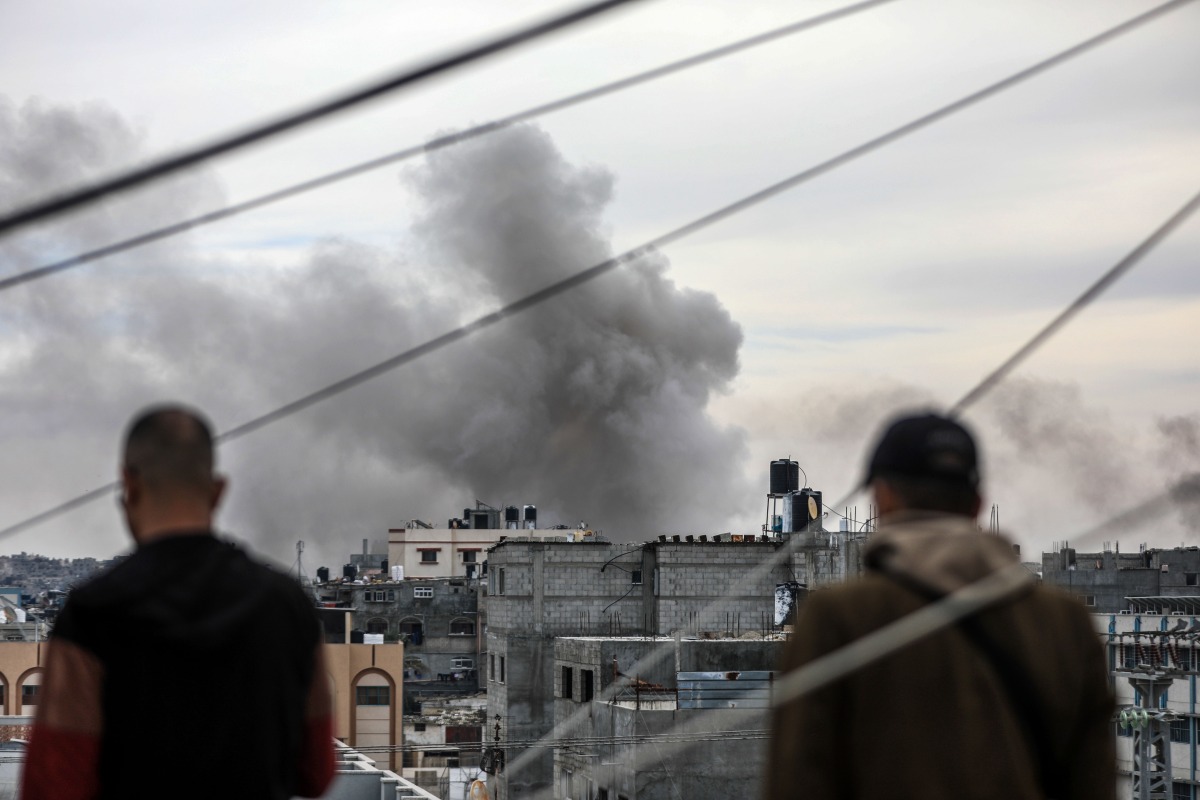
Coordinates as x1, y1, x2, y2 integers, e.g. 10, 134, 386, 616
121, 467, 139, 506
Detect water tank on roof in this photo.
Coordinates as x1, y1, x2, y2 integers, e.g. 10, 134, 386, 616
770, 459, 800, 496
505, 506, 520, 530
343, 564, 357, 581
789, 489, 822, 534
523, 505, 537, 530
316, 566, 330, 583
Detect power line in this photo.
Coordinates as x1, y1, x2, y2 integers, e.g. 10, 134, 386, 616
0, 0, 644, 238
0, 0, 897, 293
0, 0, 1189, 541
949, 188, 1200, 415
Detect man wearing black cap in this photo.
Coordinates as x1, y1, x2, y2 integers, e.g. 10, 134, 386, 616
766, 412, 1114, 800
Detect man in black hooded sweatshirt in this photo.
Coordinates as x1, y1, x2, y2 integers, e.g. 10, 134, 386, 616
24, 405, 335, 800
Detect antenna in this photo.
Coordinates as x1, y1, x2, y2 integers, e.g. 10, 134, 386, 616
294, 540, 308, 584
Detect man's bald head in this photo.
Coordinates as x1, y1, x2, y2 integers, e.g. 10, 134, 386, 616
122, 405, 216, 496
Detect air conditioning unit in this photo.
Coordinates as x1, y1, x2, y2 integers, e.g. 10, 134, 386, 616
1119, 610, 1132, 615
1145, 611, 1160, 615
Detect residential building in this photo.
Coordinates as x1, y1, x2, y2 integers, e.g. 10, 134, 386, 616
482, 531, 849, 800
552, 636, 781, 800
1042, 544, 1200, 613
1101, 607, 1200, 799
401, 694, 486, 799
0, 639, 407, 771
317, 577, 482, 697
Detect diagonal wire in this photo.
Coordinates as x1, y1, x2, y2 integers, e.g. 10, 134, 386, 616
949, 188, 1200, 415
0, 0, 645, 238
0, 0, 898, 293
0, 0, 1191, 542
498, 181, 1200, 798
520, 473, 1195, 800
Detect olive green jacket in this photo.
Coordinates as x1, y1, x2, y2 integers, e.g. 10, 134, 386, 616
767, 514, 1115, 800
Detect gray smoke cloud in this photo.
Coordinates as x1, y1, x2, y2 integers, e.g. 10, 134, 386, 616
0, 98, 749, 567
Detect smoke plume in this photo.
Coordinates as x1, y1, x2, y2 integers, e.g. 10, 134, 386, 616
0, 98, 749, 567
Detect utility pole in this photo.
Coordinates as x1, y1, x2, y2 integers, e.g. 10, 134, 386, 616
1119, 669, 1177, 800
293, 540, 308, 585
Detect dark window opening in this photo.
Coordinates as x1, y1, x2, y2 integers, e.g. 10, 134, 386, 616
414, 722, 426, 732
1187, 573, 1198, 587
356, 685, 390, 706
21, 685, 38, 706
462, 551, 478, 563
581, 669, 594, 702
420, 550, 439, 563
449, 619, 475, 636
366, 618, 388, 634
561, 666, 574, 699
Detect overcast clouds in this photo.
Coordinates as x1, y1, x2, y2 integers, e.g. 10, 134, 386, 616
0, 0, 1197, 569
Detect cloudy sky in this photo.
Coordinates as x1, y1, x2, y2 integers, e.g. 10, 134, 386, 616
0, 0, 1197, 570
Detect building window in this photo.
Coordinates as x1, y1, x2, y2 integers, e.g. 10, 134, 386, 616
413, 722, 427, 732
402, 750, 418, 769
452, 657, 474, 670
489, 654, 495, 681
631, 568, 643, 585
1187, 573, 1198, 587
449, 618, 475, 636
399, 619, 424, 645
1170, 718, 1192, 744
365, 589, 395, 602
498, 568, 506, 595
500, 656, 506, 684
581, 669, 594, 702
414, 586, 434, 599
356, 686, 390, 706
1123, 645, 1137, 669
21, 685, 38, 706
1082, 595, 1096, 607
561, 666, 574, 700
462, 550, 479, 563
1172, 781, 1194, 800
419, 549, 439, 564
366, 618, 388, 635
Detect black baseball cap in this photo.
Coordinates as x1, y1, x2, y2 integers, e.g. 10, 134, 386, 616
864, 412, 980, 488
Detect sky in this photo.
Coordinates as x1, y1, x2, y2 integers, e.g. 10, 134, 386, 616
0, 0, 1197, 571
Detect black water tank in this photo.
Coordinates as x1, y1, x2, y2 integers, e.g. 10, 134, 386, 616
505, 506, 520, 523
342, 564, 357, 580
789, 489, 823, 533
316, 566, 330, 583
770, 459, 800, 495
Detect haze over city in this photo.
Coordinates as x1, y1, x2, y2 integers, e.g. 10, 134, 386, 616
0, 0, 1197, 571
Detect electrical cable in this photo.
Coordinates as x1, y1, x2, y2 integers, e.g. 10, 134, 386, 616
0, 0, 898, 293
500, 171, 1200, 796
949, 188, 1200, 416
1, 0, 1189, 543
0, 0, 645, 238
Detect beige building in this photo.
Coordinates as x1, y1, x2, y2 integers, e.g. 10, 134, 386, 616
388, 526, 506, 580
0, 639, 406, 770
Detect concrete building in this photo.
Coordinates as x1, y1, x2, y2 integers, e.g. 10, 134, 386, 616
482, 533, 848, 800
550, 636, 781, 800
1101, 608, 1200, 799
317, 577, 483, 698
387, 501, 600, 580
0, 639, 407, 771
1042, 545, 1200, 613
401, 694, 486, 799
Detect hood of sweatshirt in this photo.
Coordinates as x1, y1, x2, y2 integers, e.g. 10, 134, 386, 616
863, 511, 1028, 596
